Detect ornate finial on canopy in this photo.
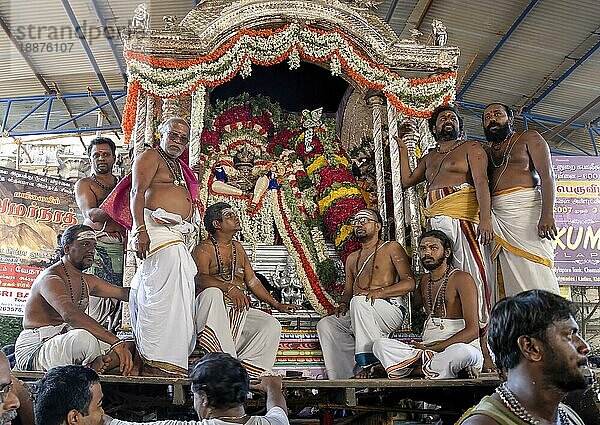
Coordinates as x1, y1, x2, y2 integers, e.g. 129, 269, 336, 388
131, 3, 149, 31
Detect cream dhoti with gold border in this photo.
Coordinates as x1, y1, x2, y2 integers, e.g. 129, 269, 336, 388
425, 184, 493, 330
14, 324, 110, 371
195, 287, 281, 379
129, 208, 198, 375
373, 318, 483, 379
491, 186, 559, 302
316, 295, 406, 379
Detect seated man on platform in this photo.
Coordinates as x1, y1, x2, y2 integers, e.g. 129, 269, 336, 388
14, 225, 133, 375
459, 290, 588, 424
34, 354, 289, 425
373, 230, 483, 379
194, 202, 298, 378
74, 136, 125, 331
316, 208, 415, 379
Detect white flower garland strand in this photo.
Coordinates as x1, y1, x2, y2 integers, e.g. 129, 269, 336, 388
126, 24, 455, 113
189, 84, 207, 167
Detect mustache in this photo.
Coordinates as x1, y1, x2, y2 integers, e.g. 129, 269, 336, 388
421, 256, 434, 262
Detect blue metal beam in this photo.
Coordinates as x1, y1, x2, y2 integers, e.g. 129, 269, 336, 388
9, 125, 121, 137
1, 101, 11, 132
524, 39, 600, 112
0, 91, 125, 137
44, 98, 53, 130
90, 0, 127, 84
527, 117, 591, 156
8, 99, 48, 132
52, 93, 126, 130
0, 91, 126, 103
457, 100, 599, 155
60, 0, 122, 122
457, 0, 540, 100
459, 100, 600, 130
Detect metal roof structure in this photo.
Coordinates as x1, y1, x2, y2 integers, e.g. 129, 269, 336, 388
0, 0, 599, 155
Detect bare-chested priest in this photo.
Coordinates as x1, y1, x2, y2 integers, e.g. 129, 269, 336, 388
129, 116, 200, 376
74, 137, 125, 330
482, 103, 559, 301
373, 230, 483, 379
397, 105, 495, 370
194, 202, 299, 378
316, 208, 415, 379
14, 225, 133, 375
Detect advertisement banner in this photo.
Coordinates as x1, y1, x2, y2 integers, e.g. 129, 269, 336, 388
552, 156, 600, 286
0, 167, 79, 316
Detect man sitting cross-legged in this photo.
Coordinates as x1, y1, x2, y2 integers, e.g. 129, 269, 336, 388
193, 202, 298, 378
373, 230, 483, 379
317, 208, 416, 379
14, 224, 134, 376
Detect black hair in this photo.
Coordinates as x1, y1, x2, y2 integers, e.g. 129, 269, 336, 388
488, 290, 575, 371
58, 224, 94, 256
203, 202, 232, 235
427, 104, 464, 139
87, 137, 116, 157
419, 229, 454, 265
482, 102, 515, 121
34, 365, 99, 425
190, 352, 249, 410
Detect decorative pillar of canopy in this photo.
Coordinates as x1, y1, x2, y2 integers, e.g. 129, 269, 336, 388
131, 92, 147, 158
399, 115, 424, 271
365, 91, 388, 238
386, 101, 405, 244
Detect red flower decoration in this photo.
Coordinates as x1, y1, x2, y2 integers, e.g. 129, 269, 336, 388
316, 166, 355, 195
200, 129, 220, 152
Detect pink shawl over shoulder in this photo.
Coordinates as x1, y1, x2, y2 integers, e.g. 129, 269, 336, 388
101, 158, 199, 230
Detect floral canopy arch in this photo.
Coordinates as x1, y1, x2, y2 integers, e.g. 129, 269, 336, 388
121, 0, 460, 314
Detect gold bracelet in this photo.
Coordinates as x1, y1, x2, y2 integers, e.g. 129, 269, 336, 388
226, 285, 236, 294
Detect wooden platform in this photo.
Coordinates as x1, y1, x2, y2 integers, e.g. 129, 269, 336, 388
12, 371, 599, 424
12, 370, 501, 421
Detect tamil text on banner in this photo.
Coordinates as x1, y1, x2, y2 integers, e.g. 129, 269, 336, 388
552, 156, 600, 286
0, 167, 79, 316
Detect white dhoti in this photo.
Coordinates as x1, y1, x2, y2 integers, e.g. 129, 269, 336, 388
195, 287, 281, 378
129, 208, 198, 375
491, 187, 558, 303
316, 295, 406, 379
14, 324, 110, 371
373, 318, 482, 379
425, 184, 493, 329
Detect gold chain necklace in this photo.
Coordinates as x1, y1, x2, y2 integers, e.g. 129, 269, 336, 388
91, 174, 116, 191
435, 139, 464, 154
490, 132, 515, 168
210, 235, 236, 282
156, 147, 186, 187
60, 259, 87, 308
